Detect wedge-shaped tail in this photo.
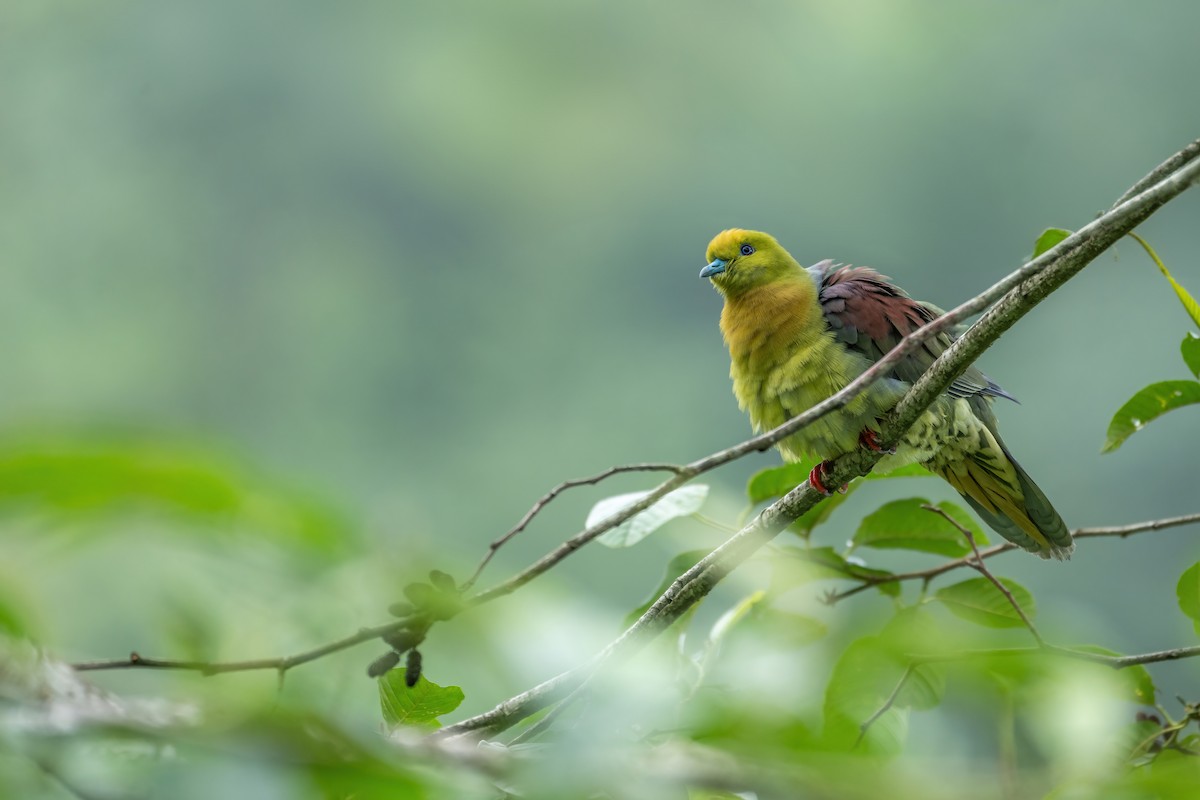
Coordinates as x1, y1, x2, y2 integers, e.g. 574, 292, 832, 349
931, 443, 1074, 560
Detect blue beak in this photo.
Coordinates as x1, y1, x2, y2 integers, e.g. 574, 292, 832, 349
699, 258, 727, 278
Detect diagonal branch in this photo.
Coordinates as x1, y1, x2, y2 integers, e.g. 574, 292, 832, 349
1114, 138, 1200, 206
70, 139, 1200, 697
463, 137, 1200, 609
436, 140, 1200, 740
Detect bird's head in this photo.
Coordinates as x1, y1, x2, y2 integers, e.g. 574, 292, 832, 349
700, 229, 804, 296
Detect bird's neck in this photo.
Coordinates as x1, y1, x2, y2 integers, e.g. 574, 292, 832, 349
718, 278, 823, 366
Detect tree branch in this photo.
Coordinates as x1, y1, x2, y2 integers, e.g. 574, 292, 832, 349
437, 139, 1200, 739
464, 136, 1200, 609
80, 508, 1194, 674
826, 511, 1200, 603
460, 462, 685, 590
70, 619, 415, 675
1113, 138, 1200, 206
69, 140, 1200, 709
921, 503, 1043, 645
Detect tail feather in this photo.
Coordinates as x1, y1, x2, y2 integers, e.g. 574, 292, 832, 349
932, 446, 1073, 560
1003, 448, 1074, 559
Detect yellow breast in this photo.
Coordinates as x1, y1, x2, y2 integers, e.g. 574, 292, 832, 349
719, 281, 893, 461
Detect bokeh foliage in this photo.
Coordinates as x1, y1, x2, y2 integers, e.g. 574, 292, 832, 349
3, 1, 1200, 797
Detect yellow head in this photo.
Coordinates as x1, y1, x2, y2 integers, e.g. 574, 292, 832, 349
700, 229, 805, 296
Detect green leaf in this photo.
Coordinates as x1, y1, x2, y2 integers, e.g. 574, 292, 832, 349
747, 461, 815, 505
822, 633, 944, 752
625, 549, 709, 626
769, 545, 900, 598
1142, 746, 1200, 782
1176, 562, 1200, 634
740, 608, 828, 648
1033, 227, 1072, 257
770, 545, 851, 587
1183, 333, 1200, 379
1103, 380, 1200, 453
708, 590, 769, 643
1129, 232, 1200, 328
881, 605, 949, 654
788, 483, 853, 537
1122, 718, 1166, 762
1070, 645, 1157, 705
935, 577, 1036, 628
1177, 734, 1200, 757
794, 465, 933, 538
852, 498, 987, 557
707, 594, 827, 651
822, 637, 907, 753
589, 485, 709, 548
378, 674, 464, 729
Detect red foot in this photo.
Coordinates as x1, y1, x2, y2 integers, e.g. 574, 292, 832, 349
808, 461, 847, 496
858, 428, 896, 455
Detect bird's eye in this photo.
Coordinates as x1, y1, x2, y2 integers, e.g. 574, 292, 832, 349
739, 244, 755, 256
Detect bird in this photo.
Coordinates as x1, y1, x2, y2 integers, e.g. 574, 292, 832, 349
700, 228, 1073, 559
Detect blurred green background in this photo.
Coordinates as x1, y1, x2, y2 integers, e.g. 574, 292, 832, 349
3, 0, 1199, 787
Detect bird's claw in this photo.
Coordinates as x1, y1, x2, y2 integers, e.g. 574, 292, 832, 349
808, 461, 847, 496
858, 428, 896, 455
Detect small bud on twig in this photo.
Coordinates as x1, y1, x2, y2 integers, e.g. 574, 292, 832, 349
429, 570, 457, 592
405, 649, 422, 687
367, 650, 401, 678
387, 601, 415, 618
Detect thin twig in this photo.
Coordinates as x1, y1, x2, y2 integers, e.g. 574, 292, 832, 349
71, 618, 414, 674
857, 644, 1200, 743
1074, 512, 1200, 540
855, 664, 916, 748
1113, 138, 1200, 206
460, 463, 684, 590
921, 504, 1043, 646
1100, 645, 1200, 669
692, 513, 740, 534
825, 511, 1200, 603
